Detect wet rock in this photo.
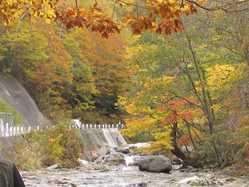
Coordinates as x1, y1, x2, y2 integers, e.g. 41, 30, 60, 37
128, 143, 151, 149
78, 159, 90, 167
172, 158, 183, 165
114, 146, 130, 154
137, 155, 172, 173
180, 165, 200, 173
178, 175, 224, 186
46, 164, 59, 170
103, 152, 126, 165
172, 164, 182, 170
92, 164, 110, 171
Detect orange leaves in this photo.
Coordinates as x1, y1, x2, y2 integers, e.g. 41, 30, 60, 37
178, 129, 201, 147
56, 3, 120, 38
177, 134, 191, 146
56, 7, 87, 28
163, 98, 200, 124
126, 15, 154, 34
157, 18, 184, 34
0, 0, 203, 37
151, 0, 197, 35
55, 0, 201, 36
122, 0, 199, 35
169, 98, 190, 110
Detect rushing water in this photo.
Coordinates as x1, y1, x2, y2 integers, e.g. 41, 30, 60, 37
22, 144, 249, 187
22, 165, 249, 187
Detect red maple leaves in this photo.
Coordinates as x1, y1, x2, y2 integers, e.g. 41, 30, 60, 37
56, 3, 120, 38
56, 1, 199, 37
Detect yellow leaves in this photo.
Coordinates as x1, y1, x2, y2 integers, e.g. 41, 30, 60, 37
140, 140, 171, 154
122, 115, 173, 153
122, 117, 156, 138
152, 129, 172, 149
207, 64, 246, 91
117, 96, 128, 108
133, 127, 172, 154
211, 103, 222, 113
0, 0, 57, 24
239, 115, 249, 128
125, 44, 158, 60
126, 103, 137, 114
120, 75, 174, 115
143, 76, 175, 89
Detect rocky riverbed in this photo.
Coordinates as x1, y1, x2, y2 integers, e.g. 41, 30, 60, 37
22, 164, 249, 187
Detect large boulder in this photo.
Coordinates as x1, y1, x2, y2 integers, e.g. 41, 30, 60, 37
137, 155, 172, 173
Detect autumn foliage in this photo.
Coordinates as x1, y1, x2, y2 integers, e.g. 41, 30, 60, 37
56, 3, 120, 38
0, 0, 205, 37
2, 0, 249, 171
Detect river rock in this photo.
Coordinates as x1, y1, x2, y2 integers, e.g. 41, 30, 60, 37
114, 146, 130, 154
103, 152, 126, 165
137, 155, 172, 173
178, 174, 224, 186
46, 164, 59, 170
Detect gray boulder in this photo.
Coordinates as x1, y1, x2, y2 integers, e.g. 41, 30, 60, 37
103, 152, 126, 165
114, 146, 130, 154
137, 155, 172, 173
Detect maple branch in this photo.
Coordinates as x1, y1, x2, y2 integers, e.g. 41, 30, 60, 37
181, 56, 204, 108
185, 0, 216, 11
75, 0, 79, 9
185, 0, 249, 13
112, 0, 148, 9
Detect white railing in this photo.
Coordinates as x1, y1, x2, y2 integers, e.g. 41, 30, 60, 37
0, 123, 42, 137
71, 119, 124, 129
0, 116, 124, 137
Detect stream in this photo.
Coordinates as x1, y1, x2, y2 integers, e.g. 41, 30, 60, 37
22, 165, 249, 187
21, 143, 249, 187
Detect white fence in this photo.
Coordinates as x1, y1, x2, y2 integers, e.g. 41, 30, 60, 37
0, 123, 41, 137
0, 115, 124, 137
71, 119, 124, 129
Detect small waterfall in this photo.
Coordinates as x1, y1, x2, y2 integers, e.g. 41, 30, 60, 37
102, 128, 128, 148
102, 129, 118, 147
112, 129, 127, 146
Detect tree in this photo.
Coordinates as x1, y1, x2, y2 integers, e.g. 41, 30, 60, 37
120, 20, 248, 165
0, 22, 73, 120
62, 27, 130, 122
63, 28, 98, 117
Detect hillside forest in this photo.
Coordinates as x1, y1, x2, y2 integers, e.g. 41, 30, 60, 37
1, 0, 249, 172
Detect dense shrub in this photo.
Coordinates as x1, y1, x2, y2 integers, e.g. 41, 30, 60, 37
196, 129, 248, 167
0, 136, 41, 170
23, 120, 83, 168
